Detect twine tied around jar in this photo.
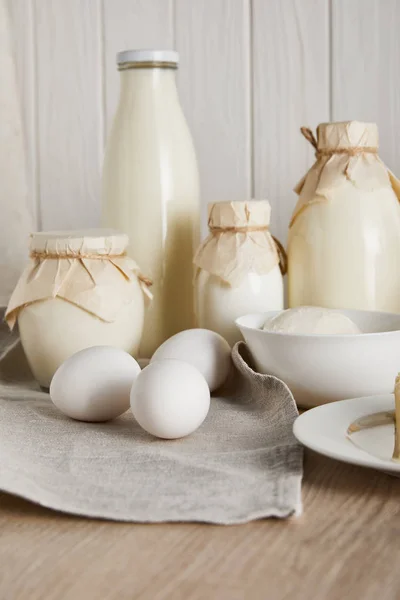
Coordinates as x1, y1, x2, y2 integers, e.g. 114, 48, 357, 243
208, 225, 288, 276
300, 126, 378, 158
29, 250, 153, 288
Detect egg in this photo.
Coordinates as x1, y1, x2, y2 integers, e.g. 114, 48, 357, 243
130, 359, 210, 439
150, 329, 231, 392
50, 346, 141, 422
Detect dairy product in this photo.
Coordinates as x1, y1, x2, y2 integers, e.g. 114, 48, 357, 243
194, 201, 284, 346
288, 122, 400, 312
5, 230, 147, 387
263, 306, 361, 335
102, 50, 200, 357
197, 269, 283, 346
18, 297, 143, 388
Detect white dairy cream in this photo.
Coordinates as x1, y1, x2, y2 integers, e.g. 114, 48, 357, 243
263, 306, 362, 335
197, 268, 284, 346
19, 293, 144, 389
288, 186, 400, 312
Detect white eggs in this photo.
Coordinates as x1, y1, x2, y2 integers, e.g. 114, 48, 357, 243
50, 346, 141, 422
130, 359, 210, 439
49, 328, 230, 438
150, 329, 231, 392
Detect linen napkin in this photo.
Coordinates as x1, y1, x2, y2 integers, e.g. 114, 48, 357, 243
0, 313, 302, 524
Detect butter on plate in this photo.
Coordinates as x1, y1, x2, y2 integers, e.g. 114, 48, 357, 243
347, 373, 400, 463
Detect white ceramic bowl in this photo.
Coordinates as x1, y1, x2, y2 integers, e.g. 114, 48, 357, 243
236, 309, 400, 408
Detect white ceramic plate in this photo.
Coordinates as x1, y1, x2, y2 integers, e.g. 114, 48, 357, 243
293, 395, 400, 474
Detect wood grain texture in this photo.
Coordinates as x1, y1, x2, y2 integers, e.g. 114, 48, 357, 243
7, 0, 38, 228
103, 0, 174, 134
34, 0, 102, 230
252, 0, 330, 243
175, 0, 251, 233
332, 0, 400, 173
0, 451, 399, 600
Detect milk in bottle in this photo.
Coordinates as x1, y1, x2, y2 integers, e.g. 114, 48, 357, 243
102, 50, 200, 357
288, 122, 400, 312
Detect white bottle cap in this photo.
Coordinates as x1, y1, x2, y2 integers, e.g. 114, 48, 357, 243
117, 49, 179, 66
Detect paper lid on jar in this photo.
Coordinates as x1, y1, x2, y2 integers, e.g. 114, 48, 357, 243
194, 201, 281, 287
5, 229, 152, 329
30, 229, 129, 257
207, 201, 271, 230
316, 121, 378, 150
291, 121, 400, 228
117, 49, 179, 66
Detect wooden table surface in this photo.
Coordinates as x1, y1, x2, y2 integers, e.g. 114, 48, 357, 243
0, 450, 399, 600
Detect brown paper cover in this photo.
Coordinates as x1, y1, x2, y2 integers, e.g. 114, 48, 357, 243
5, 230, 151, 328
291, 121, 400, 226
193, 201, 279, 286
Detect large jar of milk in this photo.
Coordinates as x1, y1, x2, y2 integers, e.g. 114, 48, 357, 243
194, 201, 285, 346
288, 121, 400, 312
102, 50, 200, 357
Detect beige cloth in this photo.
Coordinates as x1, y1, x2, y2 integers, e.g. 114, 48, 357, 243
0, 0, 34, 307
5, 230, 151, 327
0, 311, 302, 524
291, 121, 400, 226
193, 201, 280, 287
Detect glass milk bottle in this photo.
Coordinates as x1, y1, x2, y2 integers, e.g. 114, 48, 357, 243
194, 201, 285, 346
102, 50, 200, 357
288, 121, 400, 312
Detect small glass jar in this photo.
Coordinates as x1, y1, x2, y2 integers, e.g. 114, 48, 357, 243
5, 230, 151, 387
194, 201, 285, 346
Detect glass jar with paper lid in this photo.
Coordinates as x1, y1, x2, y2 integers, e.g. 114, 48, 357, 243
288, 122, 400, 311
194, 201, 285, 346
5, 230, 152, 387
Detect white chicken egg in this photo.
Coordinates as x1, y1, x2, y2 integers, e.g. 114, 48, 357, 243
150, 329, 231, 392
130, 359, 210, 439
50, 346, 141, 422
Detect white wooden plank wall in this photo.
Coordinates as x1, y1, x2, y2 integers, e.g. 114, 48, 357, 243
7, 0, 400, 243
332, 0, 400, 173
176, 0, 251, 230
103, 0, 174, 133
8, 0, 38, 225
252, 0, 329, 241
